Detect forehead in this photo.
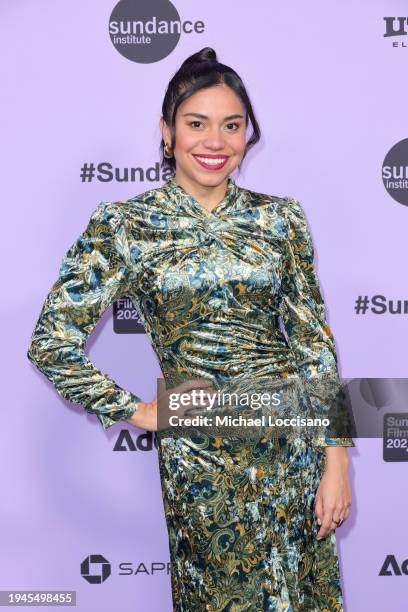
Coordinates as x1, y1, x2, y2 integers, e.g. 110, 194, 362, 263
177, 84, 244, 118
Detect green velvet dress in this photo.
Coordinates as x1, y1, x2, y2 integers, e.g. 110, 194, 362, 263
27, 175, 354, 611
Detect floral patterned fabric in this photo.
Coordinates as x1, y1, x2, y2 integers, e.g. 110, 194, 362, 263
28, 175, 353, 610
159, 433, 344, 611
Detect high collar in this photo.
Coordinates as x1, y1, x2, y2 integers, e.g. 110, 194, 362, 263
161, 175, 239, 216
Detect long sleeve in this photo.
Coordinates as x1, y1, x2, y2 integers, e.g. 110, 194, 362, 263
27, 200, 144, 430
278, 196, 354, 448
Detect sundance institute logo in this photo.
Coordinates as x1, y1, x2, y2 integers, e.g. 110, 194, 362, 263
109, 0, 205, 63
81, 554, 111, 584
382, 138, 408, 206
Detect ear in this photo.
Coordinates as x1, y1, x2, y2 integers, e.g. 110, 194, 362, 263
160, 117, 170, 144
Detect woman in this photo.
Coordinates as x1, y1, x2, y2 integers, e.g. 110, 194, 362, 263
27, 47, 354, 611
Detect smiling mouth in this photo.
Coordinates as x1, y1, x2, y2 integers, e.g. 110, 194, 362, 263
192, 154, 229, 170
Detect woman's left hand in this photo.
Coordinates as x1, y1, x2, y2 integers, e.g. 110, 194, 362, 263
314, 447, 352, 540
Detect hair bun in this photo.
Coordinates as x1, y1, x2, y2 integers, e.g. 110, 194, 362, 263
180, 47, 217, 69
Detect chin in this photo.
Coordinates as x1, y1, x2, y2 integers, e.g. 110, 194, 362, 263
192, 166, 230, 180
197, 174, 228, 187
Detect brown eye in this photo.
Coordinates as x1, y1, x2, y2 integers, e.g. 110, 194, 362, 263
226, 122, 240, 130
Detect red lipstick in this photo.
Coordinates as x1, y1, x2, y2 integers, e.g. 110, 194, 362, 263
192, 153, 229, 171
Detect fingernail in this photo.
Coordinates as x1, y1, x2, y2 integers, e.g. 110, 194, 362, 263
317, 518, 321, 525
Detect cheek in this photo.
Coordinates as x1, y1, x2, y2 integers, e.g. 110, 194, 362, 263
232, 133, 247, 155
174, 130, 197, 153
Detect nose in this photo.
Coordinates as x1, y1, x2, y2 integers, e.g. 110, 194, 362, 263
202, 126, 225, 150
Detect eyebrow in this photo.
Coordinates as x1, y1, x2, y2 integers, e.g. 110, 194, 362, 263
182, 112, 244, 121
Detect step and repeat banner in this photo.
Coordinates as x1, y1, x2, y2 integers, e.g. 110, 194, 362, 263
2, 1, 408, 610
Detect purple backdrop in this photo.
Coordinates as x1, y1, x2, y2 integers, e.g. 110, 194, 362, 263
2, 1, 408, 610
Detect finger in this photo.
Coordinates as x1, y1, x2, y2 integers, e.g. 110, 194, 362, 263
179, 378, 215, 392
314, 493, 323, 526
182, 384, 216, 407
329, 512, 345, 529
317, 527, 332, 539
336, 513, 349, 526
316, 514, 335, 539
180, 395, 214, 414
183, 396, 214, 414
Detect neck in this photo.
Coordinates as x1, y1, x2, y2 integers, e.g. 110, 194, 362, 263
174, 172, 229, 212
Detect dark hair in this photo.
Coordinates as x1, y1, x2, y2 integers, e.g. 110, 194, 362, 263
159, 47, 261, 176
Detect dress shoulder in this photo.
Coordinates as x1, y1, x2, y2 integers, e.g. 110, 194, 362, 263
88, 198, 127, 229
278, 195, 309, 232
241, 184, 285, 204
